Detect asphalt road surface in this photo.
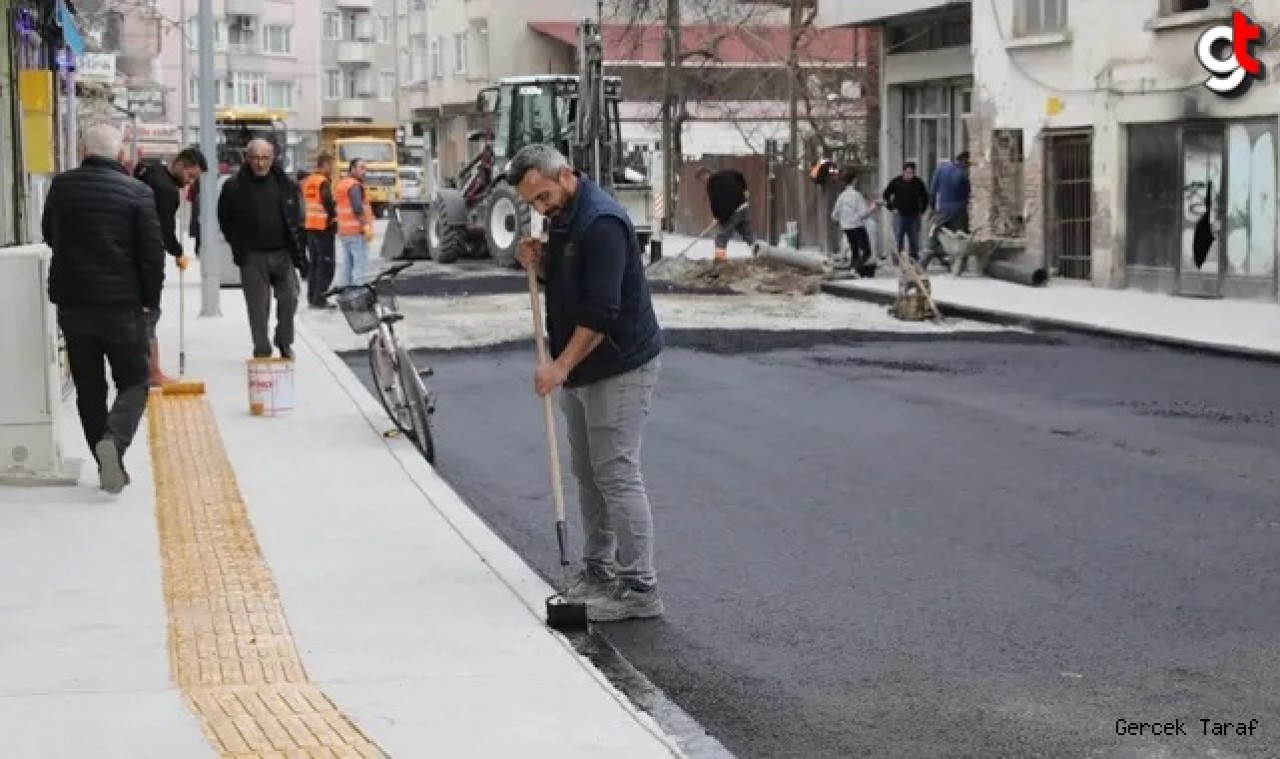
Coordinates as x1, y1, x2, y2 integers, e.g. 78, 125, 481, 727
343, 328, 1280, 759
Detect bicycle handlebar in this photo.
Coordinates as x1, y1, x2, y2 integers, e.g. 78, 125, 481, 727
320, 261, 415, 300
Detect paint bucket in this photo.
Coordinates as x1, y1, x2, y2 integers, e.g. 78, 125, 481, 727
247, 358, 295, 417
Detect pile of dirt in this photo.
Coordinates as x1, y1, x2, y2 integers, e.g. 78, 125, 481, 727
649, 255, 822, 296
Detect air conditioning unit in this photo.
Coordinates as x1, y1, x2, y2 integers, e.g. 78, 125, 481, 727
0, 245, 80, 486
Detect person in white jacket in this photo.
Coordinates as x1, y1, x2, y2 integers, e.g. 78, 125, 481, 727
830, 167, 881, 271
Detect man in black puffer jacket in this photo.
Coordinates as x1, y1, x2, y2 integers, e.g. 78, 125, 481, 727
43, 123, 167, 494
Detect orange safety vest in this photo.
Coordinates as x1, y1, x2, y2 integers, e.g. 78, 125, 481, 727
301, 173, 330, 231
335, 176, 373, 236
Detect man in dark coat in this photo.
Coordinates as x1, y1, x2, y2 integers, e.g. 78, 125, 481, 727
133, 146, 208, 385
217, 138, 308, 359
42, 123, 167, 494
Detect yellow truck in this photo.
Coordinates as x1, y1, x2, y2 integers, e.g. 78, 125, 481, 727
318, 123, 400, 218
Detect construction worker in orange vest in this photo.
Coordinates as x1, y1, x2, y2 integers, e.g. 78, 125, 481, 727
334, 158, 375, 288
300, 152, 338, 307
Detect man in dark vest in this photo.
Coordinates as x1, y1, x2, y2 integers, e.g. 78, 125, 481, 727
508, 143, 665, 623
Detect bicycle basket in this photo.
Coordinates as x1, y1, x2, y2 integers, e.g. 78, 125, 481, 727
334, 286, 381, 334
373, 279, 398, 313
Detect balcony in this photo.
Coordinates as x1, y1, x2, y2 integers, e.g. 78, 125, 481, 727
816, 0, 967, 26
402, 87, 430, 112
329, 98, 374, 120
337, 41, 374, 65
335, 0, 373, 9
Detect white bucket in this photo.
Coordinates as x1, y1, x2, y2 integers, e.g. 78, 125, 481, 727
247, 358, 295, 417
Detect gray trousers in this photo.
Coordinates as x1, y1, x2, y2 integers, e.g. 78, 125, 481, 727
560, 357, 661, 590
240, 249, 299, 358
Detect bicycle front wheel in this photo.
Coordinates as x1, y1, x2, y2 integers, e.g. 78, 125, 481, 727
397, 346, 436, 464
368, 331, 412, 434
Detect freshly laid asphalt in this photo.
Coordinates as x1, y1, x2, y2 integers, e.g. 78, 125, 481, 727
342, 326, 1280, 759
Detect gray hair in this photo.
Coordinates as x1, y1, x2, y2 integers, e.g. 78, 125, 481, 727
82, 123, 123, 160
506, 143, 569, 186
247, 137, 275, 155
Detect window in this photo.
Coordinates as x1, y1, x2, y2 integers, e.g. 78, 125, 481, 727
267, 81, 294, 109
885, 11, 969, 54
429, 36, 442, 79
323, 12, 341, 40
901, 82, 968, 185
186, 17, 225, 51
262, 25, 292, 55
227, 15, 257, 53
1015, 0, 1067, 36
344, 12, 373, 41
1162, 0, 1209, 12
378, 15, 391, 43
230, 72, 266, 106
380, 71, 396, 100
409, 34, 426, 82
324, 69, 342, 99
343, 70, 374, 98
188, 77, 226, 108
453, 32, 468, 75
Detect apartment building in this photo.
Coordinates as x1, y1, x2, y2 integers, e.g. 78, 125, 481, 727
397, 0, 429, 164
419, 0, 600, 175
972, 0, 1280, 301
154, 0, 323, 169
320, 0, 400, 127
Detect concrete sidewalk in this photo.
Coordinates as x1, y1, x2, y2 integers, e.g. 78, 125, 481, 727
0, 262, 685, 758
823, 275, 1280, 360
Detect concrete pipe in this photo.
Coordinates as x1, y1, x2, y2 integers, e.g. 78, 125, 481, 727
751, 241, 832, 274
985, 259, 1049, 287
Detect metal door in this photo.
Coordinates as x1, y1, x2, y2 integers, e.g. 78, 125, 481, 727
1044, 132, 1093, 279
1176, 126, 1226, 298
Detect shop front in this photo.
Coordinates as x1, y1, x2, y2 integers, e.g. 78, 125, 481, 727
1125, 119, 1277, 300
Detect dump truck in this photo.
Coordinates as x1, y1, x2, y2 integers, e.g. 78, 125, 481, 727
215, 108, 289, 170
319, 123, 401, 218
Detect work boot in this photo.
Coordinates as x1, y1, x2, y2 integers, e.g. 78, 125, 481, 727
587, 584, 664, 623
562, 567, 616, 602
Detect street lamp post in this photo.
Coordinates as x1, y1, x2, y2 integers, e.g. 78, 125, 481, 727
197, 0, 220, 317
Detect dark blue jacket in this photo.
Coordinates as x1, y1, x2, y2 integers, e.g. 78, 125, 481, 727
544, 174, 663, 388
930, 161, 970, 215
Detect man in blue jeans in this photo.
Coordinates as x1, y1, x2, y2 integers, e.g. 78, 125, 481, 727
881, 161, 930, 263
509, 143, 665, 623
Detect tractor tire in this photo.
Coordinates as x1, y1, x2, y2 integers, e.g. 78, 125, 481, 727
435, 222, 468, 264
483, 184, 529, 269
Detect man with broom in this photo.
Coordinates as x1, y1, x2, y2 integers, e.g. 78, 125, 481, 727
43, 123, 167, 494
509, 143, 666, 623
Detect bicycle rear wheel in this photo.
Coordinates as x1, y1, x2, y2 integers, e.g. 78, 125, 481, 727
396, 346, 436, 464
368, 331, 412, 434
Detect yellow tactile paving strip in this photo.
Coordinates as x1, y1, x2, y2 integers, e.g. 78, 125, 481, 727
148, 394, 388, 758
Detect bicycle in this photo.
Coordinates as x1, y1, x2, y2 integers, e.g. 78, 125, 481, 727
324, 261, 437, 463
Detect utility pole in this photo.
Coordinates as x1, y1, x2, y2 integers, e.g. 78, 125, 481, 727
660, 0, 679, 233
197, 0, 220, 317
180, 0, 188, 145
787, 0, 801, 168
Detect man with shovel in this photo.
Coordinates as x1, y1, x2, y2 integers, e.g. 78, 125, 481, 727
509, 143, 666, 623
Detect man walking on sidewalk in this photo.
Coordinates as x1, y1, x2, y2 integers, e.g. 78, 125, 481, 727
510, 144, 666, 623
133, 146, 208, 385
882, 162, 930, 263
300, 152, 338, 308
923, 152, 972, 272
217, 138, 308, 359
333, 158, 375, 288
42, 123, 166, 494
695, 165, 754, 261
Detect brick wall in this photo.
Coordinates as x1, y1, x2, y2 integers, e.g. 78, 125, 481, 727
968, 94, 1045, 265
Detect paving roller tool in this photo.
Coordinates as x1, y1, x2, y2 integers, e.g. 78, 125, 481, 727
525, 255, 589, 632
161, 265, 206, 396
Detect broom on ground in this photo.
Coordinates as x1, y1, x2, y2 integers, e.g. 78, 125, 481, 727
161, 263, 206, 396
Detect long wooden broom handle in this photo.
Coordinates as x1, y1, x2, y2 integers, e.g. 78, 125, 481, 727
527, 263, 568, 524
